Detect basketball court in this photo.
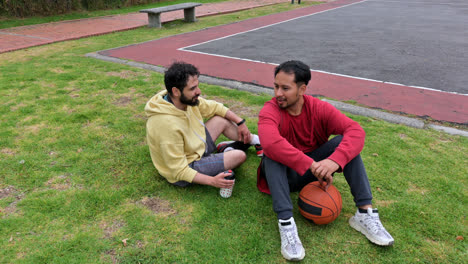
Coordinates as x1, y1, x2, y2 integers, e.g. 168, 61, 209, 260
96, 0, 468, 124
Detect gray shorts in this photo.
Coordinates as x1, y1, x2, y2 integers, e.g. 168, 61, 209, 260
172, 128, 225, 187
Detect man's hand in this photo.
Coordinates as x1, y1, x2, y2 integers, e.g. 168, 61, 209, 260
211, 171, 235, 188
310, 159, 340, 189
237, 123, 251, 144
193, 172, 234, 188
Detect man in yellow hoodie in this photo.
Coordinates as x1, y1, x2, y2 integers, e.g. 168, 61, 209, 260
145, 62, 261, 189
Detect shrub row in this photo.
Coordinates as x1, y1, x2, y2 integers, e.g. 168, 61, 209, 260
0, 0, 166, 17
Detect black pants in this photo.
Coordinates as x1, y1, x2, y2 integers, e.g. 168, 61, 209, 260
261, 136, 373, 220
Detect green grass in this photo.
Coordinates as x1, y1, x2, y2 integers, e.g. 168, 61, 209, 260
0, 0, 228, 29
0, 2, 467, 263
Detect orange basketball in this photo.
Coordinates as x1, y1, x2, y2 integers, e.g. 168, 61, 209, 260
298, 182, 342, 225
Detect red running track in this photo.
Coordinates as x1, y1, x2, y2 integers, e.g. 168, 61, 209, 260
100, 0, 467, 124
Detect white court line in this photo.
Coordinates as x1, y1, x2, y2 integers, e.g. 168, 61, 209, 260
179, 0, 468, 96
184, 47, 468, 96
181, 0, 367, 50
367, 0, 468, 7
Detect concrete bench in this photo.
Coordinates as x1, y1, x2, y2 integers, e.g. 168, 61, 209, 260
140, 2, 202, 28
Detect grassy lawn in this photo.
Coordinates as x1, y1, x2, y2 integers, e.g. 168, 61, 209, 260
0, 2, 467, 263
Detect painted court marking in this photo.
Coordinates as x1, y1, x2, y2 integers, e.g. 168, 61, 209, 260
97, 0, 468, 124
182, 0, 466, 96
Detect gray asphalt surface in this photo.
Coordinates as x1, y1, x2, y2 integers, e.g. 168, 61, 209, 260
186, 0, 468, 94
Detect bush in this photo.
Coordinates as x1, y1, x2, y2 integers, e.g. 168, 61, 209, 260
81, 0, 163, 10
0, 0, 165, 17
1, 0, 80, 17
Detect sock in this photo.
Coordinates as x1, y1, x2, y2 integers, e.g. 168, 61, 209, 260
249, 134, 260, 145
358, 208, 378, 214
279, 217, 293, 226
223, 147, 234, 152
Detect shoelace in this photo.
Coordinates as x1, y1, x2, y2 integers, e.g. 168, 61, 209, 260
285, 231, 298, 254
362, 214, 384, 234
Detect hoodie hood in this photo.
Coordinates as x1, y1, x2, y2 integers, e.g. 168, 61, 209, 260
145, 90, 186, 118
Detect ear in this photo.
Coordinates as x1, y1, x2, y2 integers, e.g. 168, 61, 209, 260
298, 83, 307, 95
171, 87, 181, 97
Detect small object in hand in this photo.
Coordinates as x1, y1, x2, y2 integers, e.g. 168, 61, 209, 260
220, 170, 235, 198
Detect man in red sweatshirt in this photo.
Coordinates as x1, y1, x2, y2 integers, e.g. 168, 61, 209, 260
258, 60, 394, 261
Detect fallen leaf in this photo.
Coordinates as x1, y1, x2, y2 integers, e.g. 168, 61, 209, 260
9, 236, 13, 242
372, 153, 379, 157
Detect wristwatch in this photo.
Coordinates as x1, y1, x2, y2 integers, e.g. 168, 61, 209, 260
236, 119, 246, 126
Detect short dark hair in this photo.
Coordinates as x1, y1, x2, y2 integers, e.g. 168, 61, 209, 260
164, 62, 200, 95
274, 60, 311, 86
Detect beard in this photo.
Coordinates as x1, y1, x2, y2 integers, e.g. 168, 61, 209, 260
276, 94, 300, 109
180, 93, 199, 106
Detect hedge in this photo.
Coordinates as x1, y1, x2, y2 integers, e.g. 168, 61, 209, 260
0, 0, 166, 17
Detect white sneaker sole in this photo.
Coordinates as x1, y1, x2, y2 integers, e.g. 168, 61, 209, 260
349, 217, 394, 246
281, 249, 305, 262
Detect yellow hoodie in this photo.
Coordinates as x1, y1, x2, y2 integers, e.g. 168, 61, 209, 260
145, 90, 229, 183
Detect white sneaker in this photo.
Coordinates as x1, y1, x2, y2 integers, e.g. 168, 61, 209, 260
278, 217, 305, 261
349, 208, 394, 246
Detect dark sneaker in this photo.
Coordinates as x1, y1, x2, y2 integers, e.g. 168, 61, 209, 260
216, 141, 251, 153
216, 141, 234, 153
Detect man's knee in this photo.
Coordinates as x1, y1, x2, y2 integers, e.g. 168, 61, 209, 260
262, 155, 282, 170
328, 135, 343, 148
224, 149, 247, 169
206, 116, 233, 140
232, 150, 247, 163
261, 155, 291, 180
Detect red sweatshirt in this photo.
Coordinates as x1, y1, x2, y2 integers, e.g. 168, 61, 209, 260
257, 95, 365, 193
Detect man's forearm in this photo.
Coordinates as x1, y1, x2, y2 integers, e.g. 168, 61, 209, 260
224, 110, 251, 144
192, 172, 214, 186
224, 110, 243, 125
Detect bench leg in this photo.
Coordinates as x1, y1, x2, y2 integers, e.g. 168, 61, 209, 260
147, 13, 162, 28
184, 7, 197, 22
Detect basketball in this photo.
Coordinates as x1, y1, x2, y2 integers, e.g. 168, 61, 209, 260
298, 182, 342, 225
